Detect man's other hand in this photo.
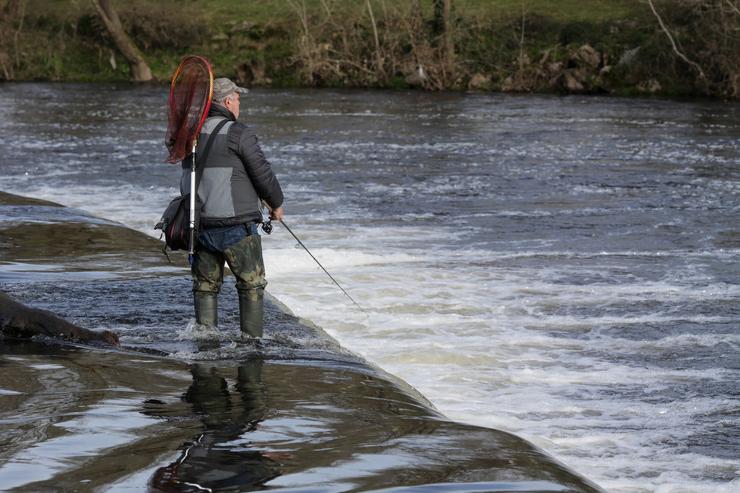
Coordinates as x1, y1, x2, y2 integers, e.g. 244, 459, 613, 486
270, 206, 285, 221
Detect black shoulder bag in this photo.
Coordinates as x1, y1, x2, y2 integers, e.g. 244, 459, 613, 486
155, 119, 229, 256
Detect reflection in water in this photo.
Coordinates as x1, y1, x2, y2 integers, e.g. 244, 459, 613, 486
148, 359, 600, 493
0, 341, 200, 492
0, 331, 599, 492
151, 359, 280, 491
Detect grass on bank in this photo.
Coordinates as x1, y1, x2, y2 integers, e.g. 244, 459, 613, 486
0, 0, 659, 86
7, 1, 737, 98
197, 0, 645, 23
29, 0, 648, 28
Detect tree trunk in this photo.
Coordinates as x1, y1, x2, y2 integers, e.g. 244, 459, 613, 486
91, 0, 152, 81
433, 0, 454, 62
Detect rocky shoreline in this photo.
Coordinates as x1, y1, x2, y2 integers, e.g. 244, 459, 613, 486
488, 44, 661, 95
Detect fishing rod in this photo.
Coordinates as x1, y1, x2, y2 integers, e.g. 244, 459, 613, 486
261, 208, 366, 313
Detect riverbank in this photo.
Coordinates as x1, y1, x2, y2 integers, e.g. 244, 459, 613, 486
0, 190, 604, 491
1, 0, 737, 98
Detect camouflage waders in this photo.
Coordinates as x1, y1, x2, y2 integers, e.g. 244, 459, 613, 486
192, 234, 266, 338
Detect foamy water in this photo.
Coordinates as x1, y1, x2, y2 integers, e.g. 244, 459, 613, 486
1, 84, 738, 492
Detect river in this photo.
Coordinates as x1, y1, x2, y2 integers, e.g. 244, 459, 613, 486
0, 83, 738, 492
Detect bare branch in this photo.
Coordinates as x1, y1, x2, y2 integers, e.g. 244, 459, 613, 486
286, 0, 310, 37
319, 0, 332, 18
328, 54, 376, 76
646, 0, 706, 81
725, 0, 740, 15
365, 0, 384, 75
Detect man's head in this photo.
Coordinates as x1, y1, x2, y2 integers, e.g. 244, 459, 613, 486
212, 77, 249, 119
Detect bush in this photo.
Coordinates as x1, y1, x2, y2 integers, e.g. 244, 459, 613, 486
649, 0, 740, 97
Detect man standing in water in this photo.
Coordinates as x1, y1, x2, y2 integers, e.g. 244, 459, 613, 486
183, 77, 284, 338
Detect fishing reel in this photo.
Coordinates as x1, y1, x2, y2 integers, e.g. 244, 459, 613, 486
260, 206, 273, 235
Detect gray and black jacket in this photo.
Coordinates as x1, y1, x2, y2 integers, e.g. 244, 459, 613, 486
180, 104, 283, 228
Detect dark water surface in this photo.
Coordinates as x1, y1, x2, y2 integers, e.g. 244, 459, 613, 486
0, 83, 738, 492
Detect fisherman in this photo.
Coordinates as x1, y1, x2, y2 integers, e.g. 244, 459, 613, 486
182, 77, 284, 338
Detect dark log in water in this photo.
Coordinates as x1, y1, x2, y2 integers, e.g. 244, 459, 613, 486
0, 291, 119, 346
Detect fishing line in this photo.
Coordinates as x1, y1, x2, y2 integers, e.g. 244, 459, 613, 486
266, 215, 367, 314
281, 219, 367, 314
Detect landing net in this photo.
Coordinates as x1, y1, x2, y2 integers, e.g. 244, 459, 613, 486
165, 55, 214, 163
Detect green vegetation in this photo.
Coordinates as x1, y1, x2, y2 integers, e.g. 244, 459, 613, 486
1, 0, 737, 98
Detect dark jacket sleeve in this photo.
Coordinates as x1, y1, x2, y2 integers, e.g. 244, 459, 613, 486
227, 122, 284, 209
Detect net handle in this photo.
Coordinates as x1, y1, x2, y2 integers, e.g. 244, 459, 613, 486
168, 55, 215, 147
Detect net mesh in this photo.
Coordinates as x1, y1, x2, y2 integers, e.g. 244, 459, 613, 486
165, 56, 213, 163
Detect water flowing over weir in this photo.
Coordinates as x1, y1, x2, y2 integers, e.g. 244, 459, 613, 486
0, 83, 739, 492
0, 193, 600, 492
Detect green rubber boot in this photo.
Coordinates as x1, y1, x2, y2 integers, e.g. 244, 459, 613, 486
238, 289, 263, 338
194, 292, 218, 327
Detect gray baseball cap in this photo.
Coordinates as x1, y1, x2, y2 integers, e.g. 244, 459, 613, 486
212, 77, 249, 101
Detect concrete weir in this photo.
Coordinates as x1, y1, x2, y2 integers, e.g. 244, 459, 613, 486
0, 191, 603, 493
